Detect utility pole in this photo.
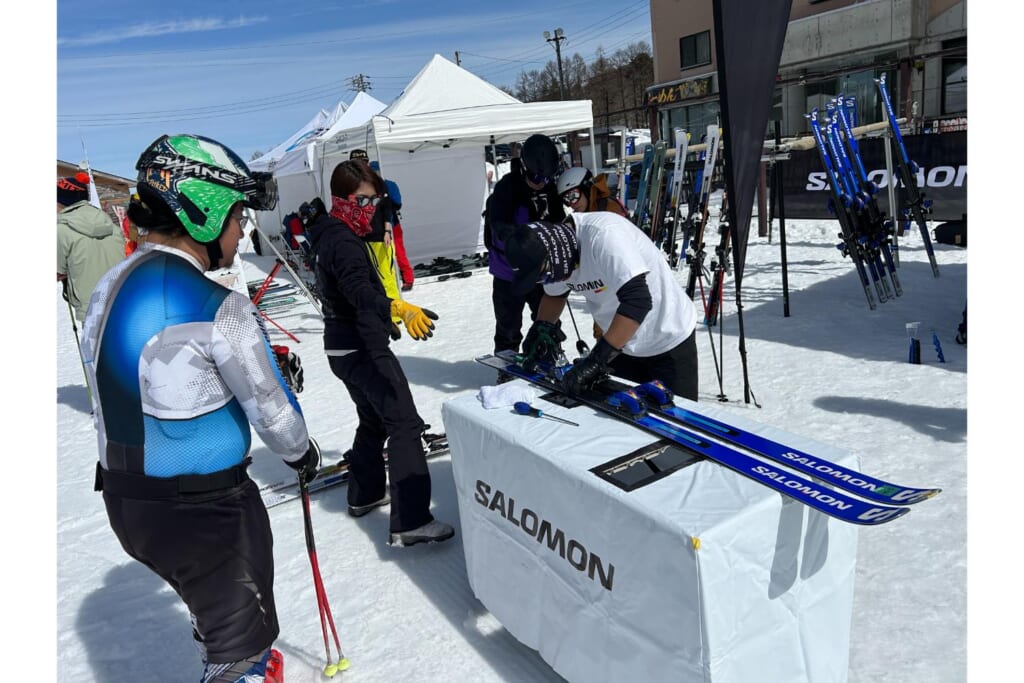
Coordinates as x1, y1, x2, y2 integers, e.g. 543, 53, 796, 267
543, 28, 567, 100
348, 74, 371, 93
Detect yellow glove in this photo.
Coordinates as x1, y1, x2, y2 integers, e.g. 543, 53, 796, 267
390, 300, 439, 341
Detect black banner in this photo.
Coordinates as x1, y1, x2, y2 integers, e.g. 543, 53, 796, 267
779, 131, 967, 222
712, 0, 793, 287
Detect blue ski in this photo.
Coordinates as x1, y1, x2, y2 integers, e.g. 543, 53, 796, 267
476, 353, 910, 526
601, 378, 939, 506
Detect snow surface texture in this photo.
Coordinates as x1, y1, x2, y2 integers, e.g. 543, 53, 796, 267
56, 197, 966, 682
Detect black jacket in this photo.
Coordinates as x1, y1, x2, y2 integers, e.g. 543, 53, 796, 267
306, 213, 394, 350
484, 159, 566, 278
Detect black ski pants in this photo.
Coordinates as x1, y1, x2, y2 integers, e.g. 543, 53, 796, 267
102, 478, 278, 664
492, 277, 544, 354
609, 330, 699, 401
328, 348, 434, 533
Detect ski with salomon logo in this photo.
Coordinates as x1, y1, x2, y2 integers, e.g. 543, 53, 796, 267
599, 377, 940, 506
475, 352, 911, 526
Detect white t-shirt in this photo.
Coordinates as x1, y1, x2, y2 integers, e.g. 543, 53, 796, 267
543, 212, 698, 357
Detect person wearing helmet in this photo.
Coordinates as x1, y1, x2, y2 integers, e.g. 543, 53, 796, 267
505, 212, 700, 402
82, 134, 316, 683
556, 166, 628, 218
483, 133, 566, 360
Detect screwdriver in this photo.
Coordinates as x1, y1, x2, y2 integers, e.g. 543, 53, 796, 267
514, 401, 579, 426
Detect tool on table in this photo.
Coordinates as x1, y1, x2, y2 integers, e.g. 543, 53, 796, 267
514, 401, 579, 426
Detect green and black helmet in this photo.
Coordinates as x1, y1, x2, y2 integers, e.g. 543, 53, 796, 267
133, 134, 278, 243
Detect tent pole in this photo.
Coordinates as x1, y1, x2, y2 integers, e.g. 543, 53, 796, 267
589, 127, 597, 175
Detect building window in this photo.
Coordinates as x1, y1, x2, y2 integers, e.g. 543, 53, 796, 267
941, 38, 966, 115
679, 31, 711, 71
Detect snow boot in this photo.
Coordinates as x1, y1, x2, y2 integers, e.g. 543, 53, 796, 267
389, 519, 455, 547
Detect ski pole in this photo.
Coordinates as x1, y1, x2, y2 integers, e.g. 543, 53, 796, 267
514, 401, 579, 426
300, 475, 350, 677
564, 303, 590, 356
62, 279, 93, 404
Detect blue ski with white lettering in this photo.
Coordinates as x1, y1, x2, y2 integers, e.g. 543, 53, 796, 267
600, 377, 940, 506
476, 353, 911, 526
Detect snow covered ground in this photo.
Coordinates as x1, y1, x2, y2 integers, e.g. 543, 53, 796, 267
53, 201, 974, 682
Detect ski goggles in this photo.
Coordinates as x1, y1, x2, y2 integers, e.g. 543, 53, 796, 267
350, 194, 381, 208
523, 164, 551, 186
561, 188, 583, 206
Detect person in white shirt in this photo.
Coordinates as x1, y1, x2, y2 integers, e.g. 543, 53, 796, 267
505, 211, 699, 400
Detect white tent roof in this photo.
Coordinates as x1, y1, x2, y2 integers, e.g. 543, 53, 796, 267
384, 54, 519, 118
319, 91, 388, 141
372, 55, 593, 149
274, 93, 387, 177
250, 99, 349, 172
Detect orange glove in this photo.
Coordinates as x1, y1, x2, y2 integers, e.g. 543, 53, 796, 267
390, 300, 439, 341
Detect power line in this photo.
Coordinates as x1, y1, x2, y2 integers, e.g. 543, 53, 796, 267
57, 2, 651, 130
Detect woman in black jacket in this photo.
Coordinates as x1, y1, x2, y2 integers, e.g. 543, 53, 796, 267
305, 160, 454, 547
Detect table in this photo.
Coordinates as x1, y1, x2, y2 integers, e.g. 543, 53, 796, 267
442, 381, 857, 682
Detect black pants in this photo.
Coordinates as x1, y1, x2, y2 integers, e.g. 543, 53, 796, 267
492, 277, 544, 354
609, 330, 699, 401
329, 349, 434, 532
102, 479, 278, 664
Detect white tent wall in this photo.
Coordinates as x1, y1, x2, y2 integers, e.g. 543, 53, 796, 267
379, 146, 488, 266
313, 137, 487, 266
253, 170, 321, 242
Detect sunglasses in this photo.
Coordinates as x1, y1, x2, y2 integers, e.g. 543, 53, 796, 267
350, 194, 380, 208
561, 188, 583, 206
235, 212, 250, 230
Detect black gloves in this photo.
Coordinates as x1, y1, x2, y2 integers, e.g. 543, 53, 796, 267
561, 337, 621, 395
287, 438, 322, 485
522, 320, 567, 372
298, 197, 327, 228
272, 345, 303, 393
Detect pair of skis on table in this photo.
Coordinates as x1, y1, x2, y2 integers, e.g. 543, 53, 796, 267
260, 433, 450, 508
476, 351, 939, 526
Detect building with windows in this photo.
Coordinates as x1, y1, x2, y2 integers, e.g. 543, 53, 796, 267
645, 0, 966, 142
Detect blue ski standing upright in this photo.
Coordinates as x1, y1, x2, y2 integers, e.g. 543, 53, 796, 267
875, 73, 940, 277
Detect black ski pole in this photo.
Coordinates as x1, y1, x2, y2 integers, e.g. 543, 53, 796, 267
62, 279, 93, 404
564, 302, 590, 356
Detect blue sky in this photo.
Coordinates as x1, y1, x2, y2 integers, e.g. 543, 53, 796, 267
57, 0, 652, 180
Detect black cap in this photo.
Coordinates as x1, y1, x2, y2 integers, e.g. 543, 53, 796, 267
349, 149, 369, 160
505, 224, 550, 296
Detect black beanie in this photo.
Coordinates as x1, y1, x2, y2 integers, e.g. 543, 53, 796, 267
57, 172, 91, 206
506, 220, 579, 296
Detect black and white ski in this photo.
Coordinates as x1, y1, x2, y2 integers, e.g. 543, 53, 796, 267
684, 124, 721, 300
662, 128, 690, 268
260, 433, 450, 508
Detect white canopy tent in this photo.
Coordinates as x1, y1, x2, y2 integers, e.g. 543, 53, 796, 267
309, 55, 595, 266
249, 98, 348, 173
253, 93, 387, 233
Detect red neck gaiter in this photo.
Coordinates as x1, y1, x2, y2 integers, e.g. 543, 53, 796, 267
330, 196, 375, 237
